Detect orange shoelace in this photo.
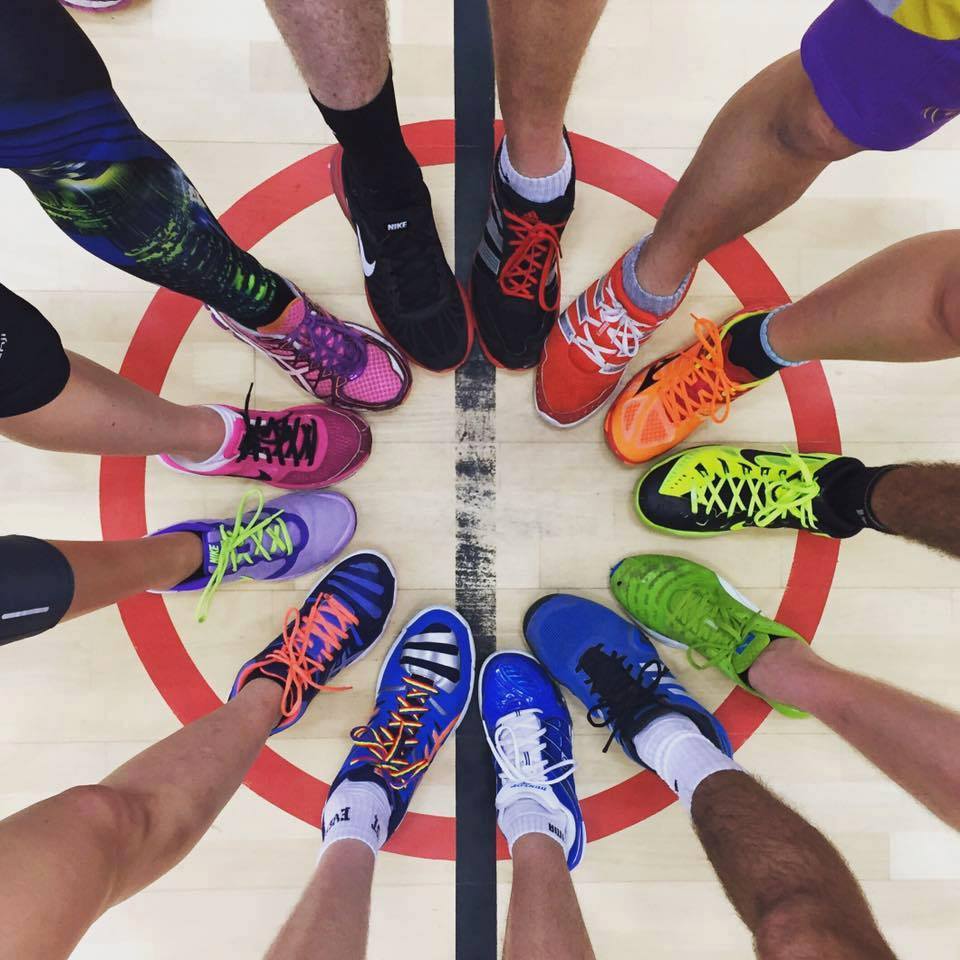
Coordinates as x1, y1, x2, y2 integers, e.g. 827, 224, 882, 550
265, 594, 359, 721
349, 674, 454, 790
659, 316, 748, 426
499, 210, 566, 311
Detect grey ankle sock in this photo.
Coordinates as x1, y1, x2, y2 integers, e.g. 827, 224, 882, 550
621, 234, 694, 318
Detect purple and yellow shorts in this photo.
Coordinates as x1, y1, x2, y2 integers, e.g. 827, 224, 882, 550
802, 0, 960, 150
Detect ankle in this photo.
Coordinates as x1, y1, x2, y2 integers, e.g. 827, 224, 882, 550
747, 638, 830, 710
501, 127, 567, 179
169, 405, 228, 462
633, 237, 695, 299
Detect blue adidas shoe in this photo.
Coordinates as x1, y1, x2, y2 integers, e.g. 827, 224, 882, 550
327, 606, 475, 840
230, 551, 397, 734
479, 651, 584, 869
523, 594, 732, 765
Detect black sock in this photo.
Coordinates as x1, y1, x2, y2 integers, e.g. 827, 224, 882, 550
820, 460, 897, 535
725, 311, 787, 380
313, 65, 423, 205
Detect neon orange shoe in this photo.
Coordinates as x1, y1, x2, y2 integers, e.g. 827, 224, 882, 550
536, 252, 691, 428
604, 310, 771, 464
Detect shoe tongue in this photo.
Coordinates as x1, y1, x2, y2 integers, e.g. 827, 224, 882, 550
495, 780, 563, 811
730, 631, 771, 675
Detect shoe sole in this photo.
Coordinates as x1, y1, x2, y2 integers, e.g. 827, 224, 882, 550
330, 147, 476, 375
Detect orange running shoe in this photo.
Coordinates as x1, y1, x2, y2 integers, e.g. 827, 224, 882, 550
536, 251, 692, 428
604, 310, 771, 464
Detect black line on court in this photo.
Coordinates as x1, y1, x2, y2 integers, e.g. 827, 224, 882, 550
453, 1, 497, 958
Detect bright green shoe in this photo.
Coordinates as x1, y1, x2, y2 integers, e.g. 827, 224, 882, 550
609, 554, 808, 718
634, 445, 865, 539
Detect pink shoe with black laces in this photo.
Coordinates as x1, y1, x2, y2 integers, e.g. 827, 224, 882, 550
207, 286, 412, 412
158, 389, 371, 490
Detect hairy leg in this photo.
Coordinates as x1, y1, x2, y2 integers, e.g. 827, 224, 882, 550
264, 840, 375, 960
489, 0, 608, 175
265, 0, 389, 109
765, 231, 960, 363
693, 771, 896, 960
636, 52, 860, 295
0, 352, 224, 459
0, 679, 281, 960
749, 639, 960, 831
503, 833, 596, 960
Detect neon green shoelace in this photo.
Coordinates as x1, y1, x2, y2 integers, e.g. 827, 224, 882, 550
690, 451, 821, 530
196, 490, 293, 622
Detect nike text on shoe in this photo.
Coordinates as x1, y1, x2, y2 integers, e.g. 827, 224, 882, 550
480, 650, 585, 869
537, 254, 694, 427
523, 594, 732, 765
471, 135, 575, 370
158, 387, 371, 490
229, 551, 397, 734
605, 311, 771, 464
326, 606, 476, 842
331, 147, 473, 373
151, 488, 356, 622
609, 554, 807, 718
208, 286, 411, 411
635, 446, 868, 538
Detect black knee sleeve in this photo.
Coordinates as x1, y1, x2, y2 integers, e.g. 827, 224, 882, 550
0, 536, 75, 645
0, 285, 71, 417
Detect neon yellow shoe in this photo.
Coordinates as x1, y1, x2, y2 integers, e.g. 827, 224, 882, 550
609, 554, 808, 718
635, 445, 865, 539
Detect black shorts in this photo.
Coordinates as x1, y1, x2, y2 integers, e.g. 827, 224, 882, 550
0, 284, 71, 417
0, 536, 75, 645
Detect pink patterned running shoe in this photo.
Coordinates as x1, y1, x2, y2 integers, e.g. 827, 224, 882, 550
158, 392, 371, 490
207, 286, 412, 412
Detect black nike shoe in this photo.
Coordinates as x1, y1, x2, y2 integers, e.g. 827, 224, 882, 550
470, 134, 576, 370
331, 147, 473, 373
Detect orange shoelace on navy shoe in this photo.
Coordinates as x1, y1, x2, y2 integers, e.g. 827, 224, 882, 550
658, 317, 749, 426
348, 674, 456, 790
499, 211, 566, 311
266, 594, 359, 721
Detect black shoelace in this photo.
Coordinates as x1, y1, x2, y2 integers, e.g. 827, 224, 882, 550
578, 645, 665, 753
236, 385, 318, 468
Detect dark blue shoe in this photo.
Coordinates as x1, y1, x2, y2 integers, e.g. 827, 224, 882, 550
327, 606, 475, 840
229, 551, 397, 734
523, 594, 732, 765
479, 651, 584, 869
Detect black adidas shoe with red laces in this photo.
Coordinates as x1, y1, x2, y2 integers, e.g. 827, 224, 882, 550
470, 135, 576, 370
331, 146, 473, 374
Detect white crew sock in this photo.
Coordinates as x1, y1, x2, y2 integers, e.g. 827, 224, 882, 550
163, 405, 240, 472
632, 714, 742, 810
319, 780, 392, 859
499, 136, 572, 204
497, 791, 573, 858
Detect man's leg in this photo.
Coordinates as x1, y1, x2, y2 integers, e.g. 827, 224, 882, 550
503, 834, 596, 960
0, 678, 281, 960
692, 771, 896, 960
264, 841, 374, 960
749, 638, 960, 831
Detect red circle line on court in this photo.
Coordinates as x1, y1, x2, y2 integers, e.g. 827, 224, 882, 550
99, 119, 842, 860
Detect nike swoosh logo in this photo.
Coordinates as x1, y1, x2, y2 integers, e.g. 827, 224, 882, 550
355, 225, 376, 277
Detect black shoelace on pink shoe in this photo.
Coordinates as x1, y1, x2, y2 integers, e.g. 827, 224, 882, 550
236, 385, 319, 469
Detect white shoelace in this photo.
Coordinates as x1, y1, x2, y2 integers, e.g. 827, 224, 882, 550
571, 279, 651, 368
491, 709, 576, 786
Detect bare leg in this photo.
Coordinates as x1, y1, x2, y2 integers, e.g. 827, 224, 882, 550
55, 535, 202, 621
693, 771, 896, 960
264, 840, 374, 960
0, 352, 224, 460
749, 639, 960, 831
0, 679, 281, 960
489, 0, 608, 175
503, 834, 595, 960
636, 52, 860, 295
765, 231, 960, 363
264, 0, 388, 109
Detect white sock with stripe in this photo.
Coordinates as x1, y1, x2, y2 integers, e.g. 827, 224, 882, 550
319, 780, 391, 859
498, 136, 572, 204
632, 714, 742, 810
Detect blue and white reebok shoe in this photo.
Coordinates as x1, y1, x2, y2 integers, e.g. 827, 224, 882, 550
327, 606, 476, 841
480, 650, 585, 869
523, 594, 732, 765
